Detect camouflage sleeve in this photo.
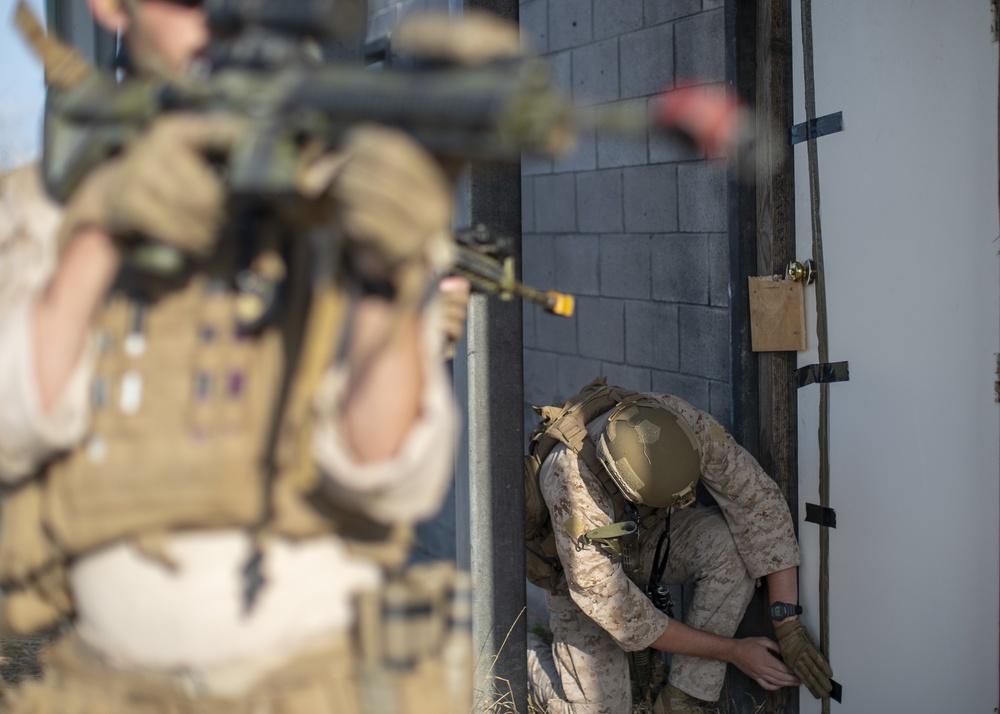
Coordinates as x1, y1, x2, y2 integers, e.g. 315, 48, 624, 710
311, 298, 458, 525
0, 165, 93, 483
539, 445, 672, 652
655, 396, 800, 579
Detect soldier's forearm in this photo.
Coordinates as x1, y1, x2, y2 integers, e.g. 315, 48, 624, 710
649, 618, 736, 663
33, 227, 119, 413
340, 296, 425, 463
765, 567, 800, 622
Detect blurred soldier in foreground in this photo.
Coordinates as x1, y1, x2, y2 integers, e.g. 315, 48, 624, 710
524, 380, 832, 713
0, 0, 510, 711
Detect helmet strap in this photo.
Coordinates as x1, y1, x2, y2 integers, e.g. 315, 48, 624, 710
648, 507, 673, 593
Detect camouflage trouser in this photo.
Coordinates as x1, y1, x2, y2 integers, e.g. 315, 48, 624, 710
527, 506, 756, 713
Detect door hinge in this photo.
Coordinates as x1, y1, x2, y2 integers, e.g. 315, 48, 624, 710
992, 0, 999, 41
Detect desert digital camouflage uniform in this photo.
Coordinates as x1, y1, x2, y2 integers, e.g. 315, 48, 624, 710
527, 393, 800, 713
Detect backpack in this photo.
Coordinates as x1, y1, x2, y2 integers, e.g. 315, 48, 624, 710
524, 378, 644, 590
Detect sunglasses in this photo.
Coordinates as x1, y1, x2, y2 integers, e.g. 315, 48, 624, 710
155, 0, 206, 7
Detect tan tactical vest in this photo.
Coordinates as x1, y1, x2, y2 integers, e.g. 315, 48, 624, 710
0, 241, 410, 635
524, 377, 654, 590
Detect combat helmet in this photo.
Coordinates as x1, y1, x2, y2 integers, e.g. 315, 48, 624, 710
594, 398, 701, 509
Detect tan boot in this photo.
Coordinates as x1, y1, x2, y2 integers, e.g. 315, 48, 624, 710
652, 684, 705, 714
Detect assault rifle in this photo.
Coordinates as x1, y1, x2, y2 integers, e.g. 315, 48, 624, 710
16, 0, 750, 317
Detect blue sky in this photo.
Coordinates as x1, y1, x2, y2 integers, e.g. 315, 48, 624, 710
0, 0, 46, 169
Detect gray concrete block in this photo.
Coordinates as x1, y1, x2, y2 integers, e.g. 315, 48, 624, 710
522, 152, 552, 176
367, 5, 398, 40
522, 176, 536, 234
703, 0, 724, 8
572, 39, 620, 106
624, 301, 679, 370
520, 0, 549, 55
557, 354, 603, 401
650, 234, 708, 305
524, 348, 561, 407
555, 234, 600, 296
548, 50, 573, 96
679, 305, 730, 381
678, 161, 727, 233
577, 296, 625, 361
644, 0, 700, 25
597, 99, 648, 168
522, 234, 555, 289
675, 9, 725, 83
594, 0, 643, 40
549, 0, 592, 51
620, 24, 674, 100
523, 299, 538, 350
600, 234, 650, 299
599, 362, 651, 392
709, 380, 731, 428
623, 165, 678, 233
650, 370, 710, 412
576, 170, 623, 233
535, 173, 577, 232
555, 125, 597, 173
536, 308, 579, 353
708, 232, 730, 307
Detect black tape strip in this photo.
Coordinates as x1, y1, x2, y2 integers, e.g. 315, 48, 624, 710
830, 679, 843, 703
805, 503, 837, 528
791, 111, 844, 145
797, 361, 850, 388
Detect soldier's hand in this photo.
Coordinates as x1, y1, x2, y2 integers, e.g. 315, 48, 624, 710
394, 10, 524, 66
775, 619, 833, 699
61, 114, 245, 256
729, 637, 800, 692
438, 276, 471, 359
328, 125, 454, 289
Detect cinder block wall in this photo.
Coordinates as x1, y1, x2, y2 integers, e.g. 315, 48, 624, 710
520, 0, 732, 436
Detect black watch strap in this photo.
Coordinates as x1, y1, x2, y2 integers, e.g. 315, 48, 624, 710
769, 602, 803, 621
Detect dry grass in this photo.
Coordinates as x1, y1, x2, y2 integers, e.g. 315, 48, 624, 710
0, 632, 54, 691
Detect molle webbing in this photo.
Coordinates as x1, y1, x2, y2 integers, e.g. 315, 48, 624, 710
0, 247, 406, 635
529, 378, 646, 523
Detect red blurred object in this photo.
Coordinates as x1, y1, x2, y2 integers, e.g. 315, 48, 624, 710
653, 84, 749, 157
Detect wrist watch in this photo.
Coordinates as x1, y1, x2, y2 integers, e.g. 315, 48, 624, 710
769, 602, 803, 621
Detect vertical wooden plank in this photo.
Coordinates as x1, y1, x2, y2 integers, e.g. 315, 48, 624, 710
728, 0, 797, 712
754, 0, 799, 713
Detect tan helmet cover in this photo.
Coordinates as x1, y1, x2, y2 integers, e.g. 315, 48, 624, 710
595, 398, 701, 509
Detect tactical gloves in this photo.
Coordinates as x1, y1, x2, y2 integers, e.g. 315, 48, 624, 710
393, 10, 524, 66
775, 619, 834, 699
326, 125, 455, 293
59, 114, 245, 258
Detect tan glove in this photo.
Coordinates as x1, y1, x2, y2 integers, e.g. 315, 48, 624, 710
324, 124, 455, 291
775, 619, 833, 699
59, 114, 245, 257
393, 10, 524, 66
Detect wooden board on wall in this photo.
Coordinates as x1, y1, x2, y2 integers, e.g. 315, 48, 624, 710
748, 277, 806, 352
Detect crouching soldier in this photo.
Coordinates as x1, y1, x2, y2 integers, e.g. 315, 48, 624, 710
524, 379, 832, 713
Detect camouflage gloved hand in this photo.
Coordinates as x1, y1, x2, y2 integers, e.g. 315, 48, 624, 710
326, 125, 455, 292
59, 114, 245, 257
775, 619, 833, 699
